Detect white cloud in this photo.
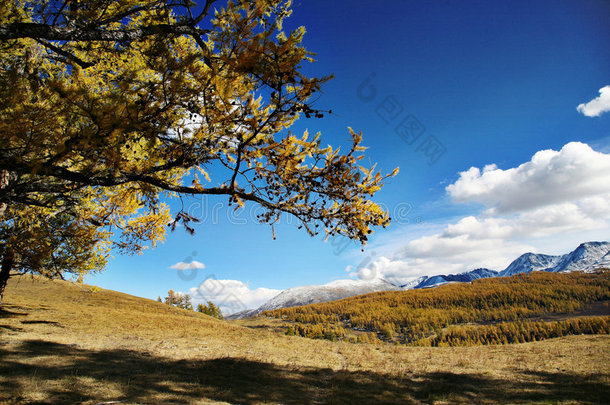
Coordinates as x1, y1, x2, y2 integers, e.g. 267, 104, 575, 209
353, 142, 610, 286
514, 202, 605, 237
446, 142, 610, 213
170, 260, 206, 270
189, 278, 282, 315
577, 85, 610, 117
357, 206, 609, 285
580, 195, 610, 217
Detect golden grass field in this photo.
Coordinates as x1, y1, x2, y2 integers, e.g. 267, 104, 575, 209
1, 275, 609, 404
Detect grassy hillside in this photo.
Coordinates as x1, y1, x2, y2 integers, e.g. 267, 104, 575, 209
1, 275, 609, 404
261, 271, 610, 345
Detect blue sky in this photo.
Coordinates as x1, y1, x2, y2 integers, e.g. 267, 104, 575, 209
89, 0, 610, 314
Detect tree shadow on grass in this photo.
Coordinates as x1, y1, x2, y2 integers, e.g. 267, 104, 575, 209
0, 307, 28, 319
0, 339, 608, 404
0, 324, 24, 333
20, 320, 62, 327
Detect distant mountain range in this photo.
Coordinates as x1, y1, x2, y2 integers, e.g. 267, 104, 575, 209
416, 241, 610, 288
228, 241, 610, 319
227, 278, 401, 319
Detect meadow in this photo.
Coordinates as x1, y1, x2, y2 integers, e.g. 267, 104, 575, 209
1, 275, 609, 404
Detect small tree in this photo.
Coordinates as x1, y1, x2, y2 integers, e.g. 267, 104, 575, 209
196, 301, 223, 319
164, 289, 193, 311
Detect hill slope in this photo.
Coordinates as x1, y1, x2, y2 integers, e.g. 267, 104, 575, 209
263, 271, 610, 345
1, 275, 610, 404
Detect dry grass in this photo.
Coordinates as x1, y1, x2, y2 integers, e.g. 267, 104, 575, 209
1, 275, 609, 404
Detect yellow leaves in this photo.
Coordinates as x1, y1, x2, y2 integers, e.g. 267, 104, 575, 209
192, 176, 204, 191
233, 194, 245, 209
359, 164, 374, 178
3, 200, 112, 277
243, 121, 395, 244
196, 167, 212, 182
348, 127, 368, 152
213, 75, 232, 102
124, 206, 170, 249
1, 0, 400, 274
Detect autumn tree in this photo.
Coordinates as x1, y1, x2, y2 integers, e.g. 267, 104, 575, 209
196, 301, 223, 319
0, 204, 109, 292
0, 0, 397, 303
164, 289, 193, 310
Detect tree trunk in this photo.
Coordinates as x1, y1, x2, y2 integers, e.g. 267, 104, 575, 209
0, 170, 9, 219
0, 248, 14, 306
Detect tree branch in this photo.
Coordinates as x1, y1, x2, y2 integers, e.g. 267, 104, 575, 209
193, 0, 217, 25
0, 22, 208, 42
35, 39, 94, 68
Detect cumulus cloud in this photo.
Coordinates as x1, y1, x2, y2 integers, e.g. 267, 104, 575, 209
189, 278, 282, 315
354, 142, 610, 285
357, 204, 609, 285
170, 260, 206, 270
446, 142, 610, 213
577, 85, 610, 117
378, 226, 536, 283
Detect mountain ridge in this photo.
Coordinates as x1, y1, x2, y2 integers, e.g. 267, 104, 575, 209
229, 241, 610, 318
411, 241, 610, 289
226, 278, 401, 319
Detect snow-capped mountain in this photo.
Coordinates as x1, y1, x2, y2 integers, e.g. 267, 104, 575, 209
227, 278, 401, 318
257, 278, 401, 312
499, 253, 561, 277
598, 251, 610, 269
231, 241, 609, 318
413, 268, 499, 289
399, 276, 428, 289
496, 242, 610, 278
548, 241, 610, 273
413, 241, 609, 289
